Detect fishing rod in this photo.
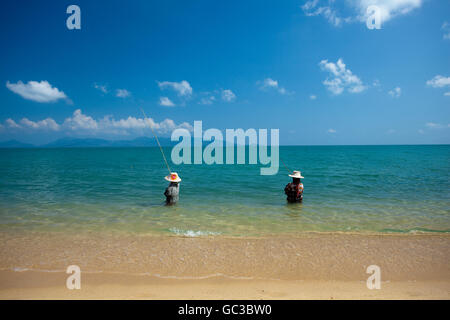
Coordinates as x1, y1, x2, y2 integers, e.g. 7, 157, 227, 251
280, 158, 292, 174
142, 106, 290, 177
140, 108, 172, 174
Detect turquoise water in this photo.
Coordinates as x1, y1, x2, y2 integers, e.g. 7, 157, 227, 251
0, 145, 449, 236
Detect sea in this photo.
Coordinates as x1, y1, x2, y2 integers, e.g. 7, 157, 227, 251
0, 145, 449, 237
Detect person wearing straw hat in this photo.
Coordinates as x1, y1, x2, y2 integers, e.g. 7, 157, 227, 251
164, 172, 181, 205
284, 171, 304, 203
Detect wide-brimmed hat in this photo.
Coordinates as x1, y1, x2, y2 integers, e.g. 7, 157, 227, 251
289, 170, 304, 179
165, 172, 181, 183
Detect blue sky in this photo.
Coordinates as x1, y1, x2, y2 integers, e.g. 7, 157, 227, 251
0, 0, 449, 145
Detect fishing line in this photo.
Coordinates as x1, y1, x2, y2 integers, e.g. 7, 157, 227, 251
280, 158, 292, 174
140, 108, 172, 174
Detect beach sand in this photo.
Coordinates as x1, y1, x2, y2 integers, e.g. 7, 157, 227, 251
0, 232, 449, 299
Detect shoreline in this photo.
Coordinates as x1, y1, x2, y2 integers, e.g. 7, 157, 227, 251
1, 270, 449, 299
0, 231, 449, 299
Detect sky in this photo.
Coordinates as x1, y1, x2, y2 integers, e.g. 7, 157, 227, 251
0, 0, 449, 145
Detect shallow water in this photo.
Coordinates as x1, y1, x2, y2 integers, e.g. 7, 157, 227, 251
0, 145, 449, 236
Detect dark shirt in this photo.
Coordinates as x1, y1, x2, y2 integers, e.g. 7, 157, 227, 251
284, 182, 303, 203
164, 182, 179, 204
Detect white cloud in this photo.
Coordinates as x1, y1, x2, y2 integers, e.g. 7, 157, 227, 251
355, 0, 423, 23
63, 109, 99, 131
442, 21, 450, 40
116, 89, 130, 98
319, 58, 366, 95
96, 111, 193, 135
199, 95, 216, 105
301, 1, 344, 26
6, 119, 20, 128
141, 118, 193, 134
159, 97, 175, 107
100, 115, 146, 130
310, 94, 317, 100
2, 110, 193, 136
158, 80, 192, 97
444, 92, 450, 96
221, 89, 236, 102
258, 78, 289, 95
424, 122, 450, 130
426, 75, 450, 88
261, 78, 278, 88
301, 0, 423, 27
20, 118, 60, 131
93, 83, 108, 94
327, 128, 337, 133
6, 80, 68, 103
278, 87, 287, 95
425, 122, 444, 129
302, 0, 319, 11
388, 87, 401, 98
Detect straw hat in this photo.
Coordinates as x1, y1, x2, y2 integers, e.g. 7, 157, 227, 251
165, 172, 181, 183
289, 170, 304, 179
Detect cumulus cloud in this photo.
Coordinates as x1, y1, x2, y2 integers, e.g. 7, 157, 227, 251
63, 109, 99, 131
444, 92, 450, 96
310, 94, 317, 100
159, 97, 175, 107
258, 78, 289, 95
388, 87, 401, 98
6, 80, 68, 103
2, 109, 193, 137
426, 75, 450, 88
319, 58, 366, 95
327, 128, 337, 133
301, 0, 423, 27
115, 89, 131, 98
158, 80, 192, 97
20, 118, 60, 131
355, 0, 423, 23
221, 89, 236, 102
6, 119, 20, 128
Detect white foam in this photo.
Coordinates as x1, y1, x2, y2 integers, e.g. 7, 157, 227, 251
169, 228, 220, 237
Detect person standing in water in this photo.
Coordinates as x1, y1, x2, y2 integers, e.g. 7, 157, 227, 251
164, 172, 181, 205
284, 171, 304, 203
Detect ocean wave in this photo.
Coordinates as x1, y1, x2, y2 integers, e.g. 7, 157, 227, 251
168, 228, 221, 237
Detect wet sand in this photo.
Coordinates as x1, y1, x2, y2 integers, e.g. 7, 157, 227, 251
0, 231, 449, 299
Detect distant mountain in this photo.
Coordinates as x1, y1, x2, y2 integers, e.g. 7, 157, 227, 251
0, 140, 35, 148
0, 136, 237, 148
40, 137, 177, 148
42, 137, 113, 148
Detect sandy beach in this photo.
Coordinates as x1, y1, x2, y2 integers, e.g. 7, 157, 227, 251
0, 231, 449, 299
